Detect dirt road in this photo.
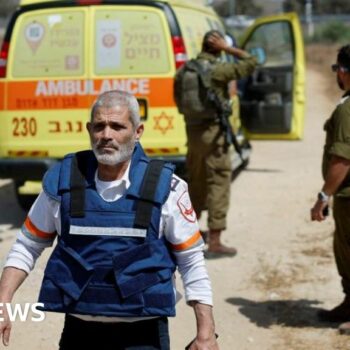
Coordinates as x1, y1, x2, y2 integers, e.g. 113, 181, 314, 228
1, 66, 350, 349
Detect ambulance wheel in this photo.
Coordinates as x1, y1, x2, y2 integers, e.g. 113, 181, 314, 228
16, 194, 36, 211
241, 157, 250, 169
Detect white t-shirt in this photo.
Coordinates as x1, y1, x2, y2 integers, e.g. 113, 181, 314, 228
5, 162, 212, 322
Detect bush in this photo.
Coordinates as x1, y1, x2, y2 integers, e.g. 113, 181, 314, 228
309, 21, 350, 44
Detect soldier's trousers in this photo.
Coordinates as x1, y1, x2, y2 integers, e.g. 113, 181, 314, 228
333, 196, 350, 295
186, 123, 231, 230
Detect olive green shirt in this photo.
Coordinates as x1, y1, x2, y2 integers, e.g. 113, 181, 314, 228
322, 92, 350, 196
197, 52, 257, 101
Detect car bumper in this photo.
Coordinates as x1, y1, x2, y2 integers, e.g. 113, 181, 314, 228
0, 158, 58, 181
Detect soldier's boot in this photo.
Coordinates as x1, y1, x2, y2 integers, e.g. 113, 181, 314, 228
318, 296, 350, 322
339, 321, 350, 335
204, 229, 237, 259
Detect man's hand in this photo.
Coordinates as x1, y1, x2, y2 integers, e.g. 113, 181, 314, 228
188, 301, 219, 350
0, 267, 28, 346
311, 198, 329, 221
0, 306, 11, 346
188, 334, 219, 350
207, 33, 228, 52
207, 33, 250, 59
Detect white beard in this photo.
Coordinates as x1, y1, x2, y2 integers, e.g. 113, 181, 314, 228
92, 138, 135, 166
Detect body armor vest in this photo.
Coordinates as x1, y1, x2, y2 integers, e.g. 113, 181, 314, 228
38, 144, 176, 317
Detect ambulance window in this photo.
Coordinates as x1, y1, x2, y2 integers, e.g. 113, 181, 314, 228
206, 18, 221, 31
174, 8, 221, 58
94, 9, 170, 75
11, 10, 85, 77
244, 21, 293, 67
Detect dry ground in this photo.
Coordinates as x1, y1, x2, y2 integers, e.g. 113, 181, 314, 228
0, 44, 350, 349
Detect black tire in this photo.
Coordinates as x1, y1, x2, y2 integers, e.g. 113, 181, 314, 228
14, 182, 37, 211
240, 157, 250, 170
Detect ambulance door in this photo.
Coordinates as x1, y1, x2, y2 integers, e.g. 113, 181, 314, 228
89, 5, 177, 155
239, 12, 305, 140
5, 6, 91, 157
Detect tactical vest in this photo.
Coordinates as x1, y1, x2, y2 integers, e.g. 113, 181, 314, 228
38, 143, 177, 317
174, 58, 218, 125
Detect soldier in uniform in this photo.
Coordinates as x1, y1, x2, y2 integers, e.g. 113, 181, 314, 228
311, 45, 350, 328
185, 30, 257, 257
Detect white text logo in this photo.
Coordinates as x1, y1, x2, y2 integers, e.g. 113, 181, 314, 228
35, 79, 150, 96
0, 303, 45, 322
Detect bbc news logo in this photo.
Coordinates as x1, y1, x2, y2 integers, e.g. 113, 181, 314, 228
0, 303, 45, 322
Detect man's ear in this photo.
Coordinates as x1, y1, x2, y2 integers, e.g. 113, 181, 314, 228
135, 123, 144, 141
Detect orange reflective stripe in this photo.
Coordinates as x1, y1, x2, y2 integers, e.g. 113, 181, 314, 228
0, 82, 4, 110
24, 216, 54, 240
6, 78, 176, 110
171, 230, 202, 251
149, 78, 174, 106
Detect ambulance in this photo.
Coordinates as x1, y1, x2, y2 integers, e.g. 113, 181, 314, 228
0, 0, 305, 209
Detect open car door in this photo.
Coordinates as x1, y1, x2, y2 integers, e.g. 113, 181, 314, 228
239, 12, 305, 140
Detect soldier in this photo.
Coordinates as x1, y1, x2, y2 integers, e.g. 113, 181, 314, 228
176, 30, 257, 258
311, 45, 350, 331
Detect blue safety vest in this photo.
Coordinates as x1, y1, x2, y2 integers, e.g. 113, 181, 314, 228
38, 143, 177, 317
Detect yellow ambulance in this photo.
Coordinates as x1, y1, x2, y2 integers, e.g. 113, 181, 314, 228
0, 0, 305, 209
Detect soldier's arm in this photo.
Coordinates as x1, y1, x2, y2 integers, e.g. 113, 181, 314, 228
311, 105, 350, 221
323, 155, 350, 195
214, 57, 257, 83
323, 105, 350, 195
311, 155, 350, 222
207, 32, 257, 82
207, 32, 250, 58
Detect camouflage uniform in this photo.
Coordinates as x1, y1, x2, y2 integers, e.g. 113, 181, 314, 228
185, 52, 257, 230
323, 92, 350, 294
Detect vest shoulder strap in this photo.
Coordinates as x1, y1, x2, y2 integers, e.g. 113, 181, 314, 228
134, 159, 166, 229
70, 153, 87, 218
42, 162, 62, 202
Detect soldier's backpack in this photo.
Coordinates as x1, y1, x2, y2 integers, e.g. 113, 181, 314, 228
173, 59, 218, 119
174, 59, 243, 156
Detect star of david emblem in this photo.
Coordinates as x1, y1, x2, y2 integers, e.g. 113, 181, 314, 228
153, 112, 174, 135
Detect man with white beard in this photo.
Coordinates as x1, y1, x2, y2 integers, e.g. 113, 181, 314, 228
0, 90, 218, 350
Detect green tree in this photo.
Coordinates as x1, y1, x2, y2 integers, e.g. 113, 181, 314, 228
283, 0, 350, 16
314, 0, 350, 14
283, 0, 304, 14
213, 0, 262, 17
236, 0, 262, 16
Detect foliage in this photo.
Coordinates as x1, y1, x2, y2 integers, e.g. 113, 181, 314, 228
313, 0, 350, 15
213, 0, 262, 17
283, 0, 350, 15
283, 0, 304, 13
308, 21, 350, 44
235, 1, 262, 16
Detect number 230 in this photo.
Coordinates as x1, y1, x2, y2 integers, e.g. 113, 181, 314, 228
12, 117, 37, 137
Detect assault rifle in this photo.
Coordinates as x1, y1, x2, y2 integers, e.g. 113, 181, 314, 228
208, 90, 243, 161
191, 59, 243, 161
